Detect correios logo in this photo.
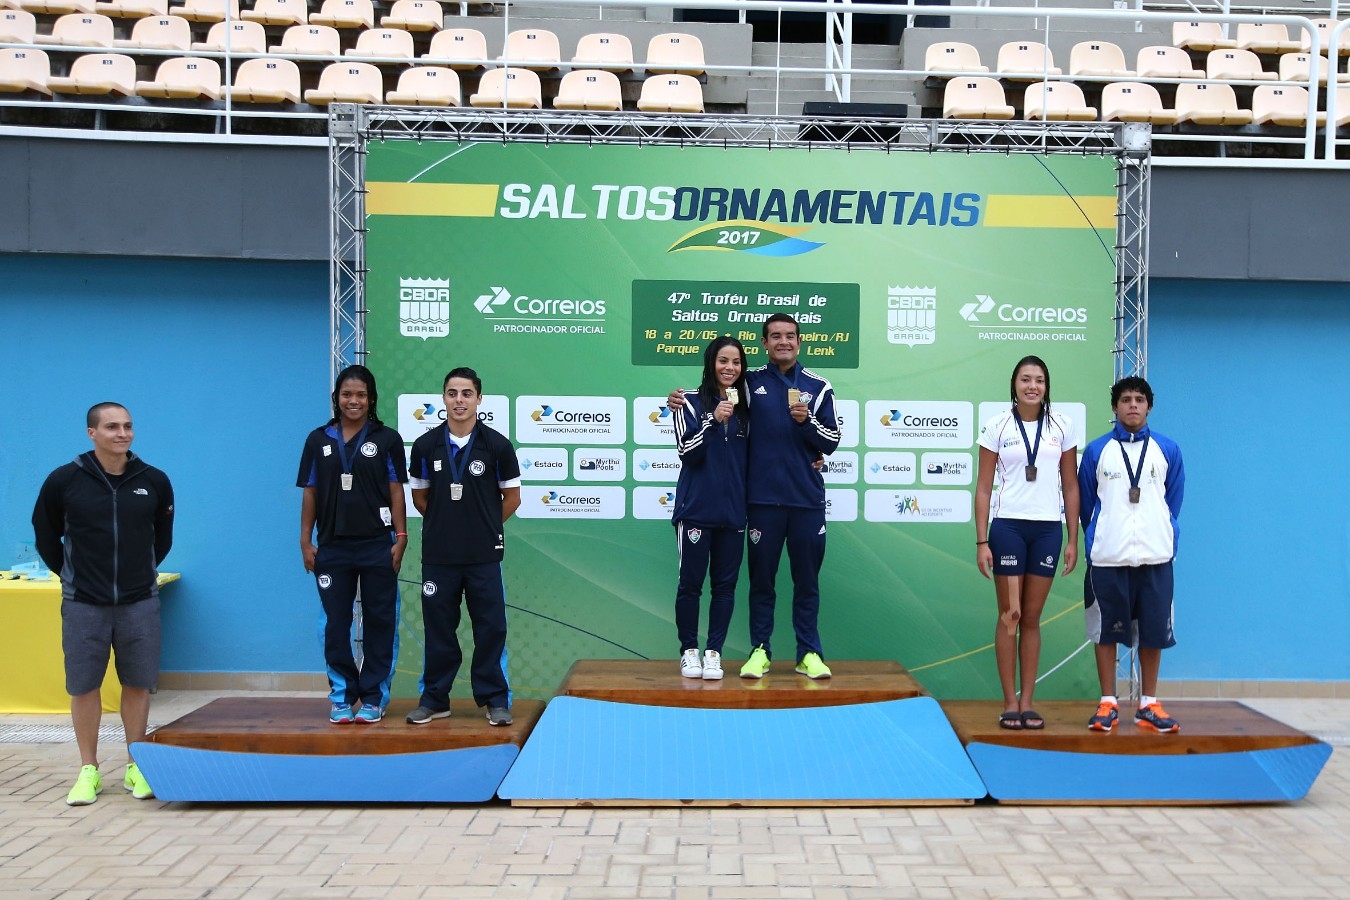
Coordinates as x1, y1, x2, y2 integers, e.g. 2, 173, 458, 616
961, 293, 1088, 325
532, 405, 612, 425
959, 294, 995, 322
649, 406, 671, 424
475, 286, 510, 314
474, 285, 607, 318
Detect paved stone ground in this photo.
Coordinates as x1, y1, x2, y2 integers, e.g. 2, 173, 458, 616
0, 694, 1345, 899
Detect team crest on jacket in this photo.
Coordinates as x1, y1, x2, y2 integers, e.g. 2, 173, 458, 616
469, 460, 485, 476
360, 442, 378, 457
688, 527, 702, 544
749, 528, 762, 544
422, 581, 438, 597
317, 575, 332, 589
800, 393, 813, 404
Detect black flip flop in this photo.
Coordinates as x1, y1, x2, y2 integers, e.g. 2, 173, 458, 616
1021, 710, 1045, 730
999, 711, 1024, 730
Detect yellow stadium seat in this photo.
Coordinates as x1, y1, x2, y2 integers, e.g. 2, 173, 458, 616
1173, 21, 1237, 52
1174, 81, 1253, 125
94, 0, 166, 18
996, 41, 1061, 80
499, 28, 559, 70
1251, 84, 1324, 127
636, 72, 703, 112
47, 51, 135, 94
1205, 48, 1276, 82
304, 59, 382, 104
308, 0, 373, 30
135, 54, 220, 98
347, 27, 414, 59
1236, 22, 1301, 55
240, 0, 305, 27
1023, 81, 1097, 121
424, 27, 486, 69
1069, 40, 1134, 78
381, 0, 442, 33
0, 47, 50, 94
942, 76, 1014, 119
923, 41, 986, 74
554, 68, 622, 111
645, 32, 704, 75
0, 9, 36, 42
270, 24, 340, 57
572, 32, 633, 71
385, 64, 458, 105
1135, 45, 1204, 79
191, 19, 265, 53
1099, 82, 1177, 125
227, 55, 300, 102
113, 14, 191, 50
469, 65, 541, 108
34, 12, 114, 46
171, 0, 236, 23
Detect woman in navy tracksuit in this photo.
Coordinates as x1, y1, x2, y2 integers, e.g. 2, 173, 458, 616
670, 336, 750, 681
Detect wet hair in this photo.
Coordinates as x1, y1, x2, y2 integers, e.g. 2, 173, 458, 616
86, 402, 128, 429
443, 367, 482, 395
698, 336, 750, 427
1111, 376, 1154, 409
330, 365, 381, 424
1009, 355, 1052, 417
760, 312, 800, 341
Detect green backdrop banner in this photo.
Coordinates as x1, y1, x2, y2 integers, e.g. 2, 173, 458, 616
363, 141, 1118, 701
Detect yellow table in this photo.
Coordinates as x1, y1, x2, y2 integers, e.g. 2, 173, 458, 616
0, 572, 180, 713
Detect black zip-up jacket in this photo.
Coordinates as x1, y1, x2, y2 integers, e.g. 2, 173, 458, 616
32, 451, 175, 606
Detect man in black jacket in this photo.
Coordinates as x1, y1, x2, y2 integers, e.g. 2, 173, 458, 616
32, 402, 174, 806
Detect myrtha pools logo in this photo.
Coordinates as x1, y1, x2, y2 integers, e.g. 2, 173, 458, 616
399, 278, 450, 340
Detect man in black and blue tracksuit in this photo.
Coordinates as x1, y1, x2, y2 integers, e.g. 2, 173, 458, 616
740, 313, 841, 680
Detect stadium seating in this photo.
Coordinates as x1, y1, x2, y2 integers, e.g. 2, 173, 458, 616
1279, 51, 1348, 85
553, 68, 622, 111
0, 46, 50, 94
270, 24, 340, 57
942, 76, 1014, 119
996, 41, 1060, 80
924, 41, 985, 74
305, 60, 382, 104
1099, 82, 1177, 125
94, 0, 167, 18
385, 64, 459, 105
309, 0, 374, 30
114, 14, 191, 50
1205, 49, 1276, 82
347, 27, 415, 59
1069, 40, 1133, 79
1236, 23, 1301, 55
0, 9, 36, 42
1135, 45, 1204, 80
1173, 21, 1237, 52
469, 66, 541, 108
645, 32, 704, 75
1335, 86, 1350, 127
381, 0, 442, 32
636, 72, 703, 111
18, 0, 95, 14
135, 54, 220, 99
241, 0, 306, 27
500, 29, 560, 70
34, 12, 114, 46
1251, 84, 1324, 127
1303, 18, 1350, 56
572, 32, 633, 71
1173, 82, 1253, 125
425, 28, 487, 68
191, 20, 265, 53
171, 0, 236, 23
1023, 81, 1096, 121
226, 56, 300, 102
47, 51, 135, 94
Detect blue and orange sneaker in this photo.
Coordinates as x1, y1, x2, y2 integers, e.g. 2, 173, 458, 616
1087, 700, 1118, 732
1135, 702, 1180, 733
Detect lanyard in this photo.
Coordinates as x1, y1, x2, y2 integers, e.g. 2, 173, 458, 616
444, 424, 477, 485
335, 422, 371, 475
1117, 435, 1150, 502
1013, 409, 1043, 469
772, 364, 801, 392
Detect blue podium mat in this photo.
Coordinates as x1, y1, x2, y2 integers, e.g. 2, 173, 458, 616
131, 741, 518, 803
497, 695, 985, 803
967, 740, 1334, 803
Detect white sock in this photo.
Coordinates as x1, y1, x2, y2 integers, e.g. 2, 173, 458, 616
1140, 695, 1157, 709
1100, 695, 1117, 706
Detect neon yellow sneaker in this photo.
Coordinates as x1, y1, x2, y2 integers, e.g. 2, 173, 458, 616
795, 652, 832, 679
66, 765, 102, 806
739, 646, 771, 679
123, 763, 154, 800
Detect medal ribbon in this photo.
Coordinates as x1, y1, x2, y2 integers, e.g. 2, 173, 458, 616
1013, 409, 1043, 471
445, 424, 478, 485
1117, 435, 1150, 496
335, 422, 371, 475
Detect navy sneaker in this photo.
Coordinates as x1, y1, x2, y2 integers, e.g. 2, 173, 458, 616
1087, 701, 1118, 732
1135, 702, 1180, 733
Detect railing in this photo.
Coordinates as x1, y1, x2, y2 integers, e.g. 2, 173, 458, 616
4, 0, 1350, 164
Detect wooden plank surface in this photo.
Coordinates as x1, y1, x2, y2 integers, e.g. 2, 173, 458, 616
941, 699, 1319, 756
148, 697, 543, 756
557, 659, 926, 709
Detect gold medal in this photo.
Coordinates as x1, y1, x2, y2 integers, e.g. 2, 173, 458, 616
787, 388, 801, 405
726, 387, 739, 406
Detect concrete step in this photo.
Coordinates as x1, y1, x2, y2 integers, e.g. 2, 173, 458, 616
500, 4, 660, 22
752, 41, 902, 68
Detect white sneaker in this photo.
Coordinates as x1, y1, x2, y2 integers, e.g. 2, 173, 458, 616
680, 648, 703, 678
701, 650, 724, 680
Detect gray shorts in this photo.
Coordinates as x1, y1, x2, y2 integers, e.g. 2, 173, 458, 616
62, 596, 161, 695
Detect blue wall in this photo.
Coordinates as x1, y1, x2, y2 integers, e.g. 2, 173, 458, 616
0, 254, 330, 673
1150, 279, 1350, 681
3, 255, 1345, 682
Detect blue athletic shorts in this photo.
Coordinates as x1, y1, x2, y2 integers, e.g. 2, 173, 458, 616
988, 518, 1062, 577
1084, 563, 1176, 649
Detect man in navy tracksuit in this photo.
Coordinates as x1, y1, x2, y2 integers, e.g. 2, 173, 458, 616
740, 313, 841, 680
33, 402, 174, 806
